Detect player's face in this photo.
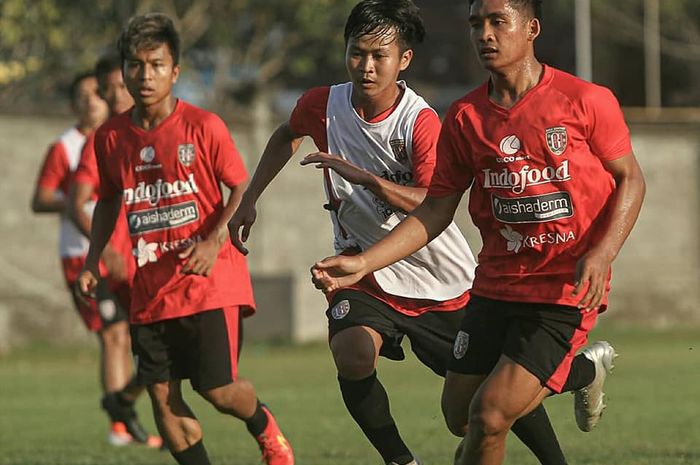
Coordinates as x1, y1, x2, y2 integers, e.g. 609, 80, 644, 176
123, 43, 180, 108
345, 28, 412, 102
468, 0, 539, 72
99, 69, 134, 115
72, 76, 108, 128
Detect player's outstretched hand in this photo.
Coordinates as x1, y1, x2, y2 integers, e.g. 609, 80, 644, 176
311, 255, 368, 294
300, 152, 372, 186
228, 199, 256, 255
75, 268, 98, 306
572, 249, 613, 311
179, 238, 221, 276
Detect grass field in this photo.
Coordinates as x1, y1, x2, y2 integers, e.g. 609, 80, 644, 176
0, 325, 698, 465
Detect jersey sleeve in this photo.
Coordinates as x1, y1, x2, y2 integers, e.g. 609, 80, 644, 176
289, 87, 329, 150
36, 142, 69, 191
207, 114, 248, 187
74, 133, 99, 188
410, 108, 440, 188
94, 129, 121, 200
583, 85, 633, 161
428, 105, 475, 197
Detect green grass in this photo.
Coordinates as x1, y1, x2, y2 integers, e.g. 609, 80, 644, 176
0, 326, 698, 465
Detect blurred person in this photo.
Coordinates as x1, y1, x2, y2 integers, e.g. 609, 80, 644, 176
69, 53, 161, 448
77, 13, 293, 465
311, 1, 646, 464
229, 1, 597, 464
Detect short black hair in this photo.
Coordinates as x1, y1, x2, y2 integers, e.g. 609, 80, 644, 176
344, 0, 426, 50
468, 0, 543, 21
94, 52, 122, 81
117, 13, 180, 65
69, 72, 95, 103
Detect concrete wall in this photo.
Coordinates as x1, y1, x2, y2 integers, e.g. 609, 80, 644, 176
0, 114, 698, 349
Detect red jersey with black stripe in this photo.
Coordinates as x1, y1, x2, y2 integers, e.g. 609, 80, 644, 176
95, 100, 255, 324
429, 65, 632, 307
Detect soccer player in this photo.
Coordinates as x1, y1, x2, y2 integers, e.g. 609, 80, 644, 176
77, 13, 294, 465
311, 1, 647, 464
69, 53, 161, 447
230, 2, 595, 464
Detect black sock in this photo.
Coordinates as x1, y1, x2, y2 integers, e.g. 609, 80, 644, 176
511, 404, 567, 465
172, 440, 211, 465
245, 400, 269, 437
561, 353, 596, 392
339, 371, 413, 465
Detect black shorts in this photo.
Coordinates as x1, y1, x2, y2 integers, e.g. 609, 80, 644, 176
95, 279, 129, 328
327, 290, 465, 377
448, 294, 597, 393
130, 307, 243, 392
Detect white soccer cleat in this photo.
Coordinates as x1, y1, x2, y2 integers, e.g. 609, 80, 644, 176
574, 340, 617, 432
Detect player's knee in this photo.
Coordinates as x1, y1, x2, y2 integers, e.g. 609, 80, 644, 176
332, 347, 375, 379
100, 321, 129, 348
469, 406, 511, 439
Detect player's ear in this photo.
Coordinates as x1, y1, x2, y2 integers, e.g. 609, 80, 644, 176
399, 48, 413, 72
527, 18, 541, 42
172, 64, 181, 84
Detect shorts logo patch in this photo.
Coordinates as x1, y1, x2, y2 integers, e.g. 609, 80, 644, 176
331, 300, 351, 320
98, 299, 117, 321
453, 330, 470, 359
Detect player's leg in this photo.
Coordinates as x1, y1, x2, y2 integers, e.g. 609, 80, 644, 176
440, 296, 568, 465
455, 356, 551, 465
148, 380, 210, 465
191, 307, 293, 465
328, 290, 415, 465
97, 281, 161, 446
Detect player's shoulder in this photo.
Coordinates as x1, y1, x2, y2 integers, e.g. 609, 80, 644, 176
96, 112, 131, 138
444, 83, 486, 123
178, 100, 228, 131
298, 86, 331, 108
548, 66, 619, 106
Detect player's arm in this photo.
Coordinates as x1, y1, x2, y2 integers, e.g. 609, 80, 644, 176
300, 152, 425, 213
68, 182, 94, 237
312, 191, 464, 292
180, 179, 248, 276
31, 186, 66, 213
228, 121, 305, 254
572, 152, 645, 310
78, 195, 121, 296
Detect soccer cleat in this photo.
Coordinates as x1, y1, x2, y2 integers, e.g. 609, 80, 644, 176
574, 340, 617, 432
102, 393, 163, 448
387, 460, 422, 465
108, 422, 133, 446
254, 405, 294, 465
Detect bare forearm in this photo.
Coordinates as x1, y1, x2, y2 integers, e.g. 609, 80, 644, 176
594, 170, 646, 261
68, 184, 95, 238
211, 182, 247, 246
244, 123, 303, 203
86, 197, 121, 268
31, 189, 65, 213
363, 175, 427, 213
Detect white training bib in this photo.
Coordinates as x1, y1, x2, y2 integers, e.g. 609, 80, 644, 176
324, 82, 475, 300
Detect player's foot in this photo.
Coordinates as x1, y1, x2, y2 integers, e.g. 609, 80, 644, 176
102, 393, 163, 448
254, 405, 294, 465
387, 459, 422, 465
574, 340, 617, 432
108, 421, 133, 446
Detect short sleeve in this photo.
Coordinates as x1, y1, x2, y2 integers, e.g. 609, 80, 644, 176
207, 115, 248, 188
410, 108, 440, 188
289, 87, 329, 151
583, 86, 633, 161
36, 142, 69, 191
95, 128, 121, 200
74, 133, 99, 188
428, 105, 474, 197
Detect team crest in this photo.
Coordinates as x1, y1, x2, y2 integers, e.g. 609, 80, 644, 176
330, 300, 351, 320
453, 330, 470, 359
178, 143, 196, 167
545, 127, 568, 156
390, 139, 408, 163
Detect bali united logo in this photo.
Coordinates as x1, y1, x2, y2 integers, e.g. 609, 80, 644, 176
545, 127, 568, 156
390, 139, 408, 163
453, 331, 470, 359
177, 143, 196, 167
330, 300, 350, 320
